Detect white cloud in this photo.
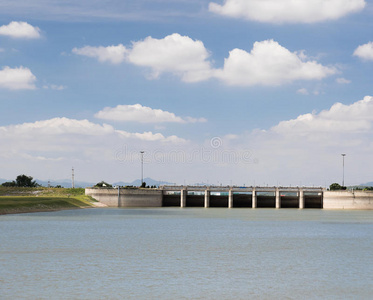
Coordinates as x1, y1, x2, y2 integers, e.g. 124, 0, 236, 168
95, 104, 207, 124
2, 118, 114, 137
272, 96, 373, 135
0, 116, 187, 182
215, 40, 336, 86
0, 66, 37, 90
43, 84, 66, 90
117, 130, 185, 143
72, 44, 127, 64
73, 34, 212, 82
353, 42, 373, 61
0, 21, 41, 39
127, 33, 213, 82
336, 78, 351, 84
0, 117, 186, 143
297, 88, 309, 95
73, 36, 335, 87
209, 0, 366, 23
213, 95, 373, 186
2, 98, 373, 186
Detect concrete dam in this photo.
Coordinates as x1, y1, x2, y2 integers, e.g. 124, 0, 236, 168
85, 185, 373, 209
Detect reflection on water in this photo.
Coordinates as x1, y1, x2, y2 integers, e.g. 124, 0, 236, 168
1, 208, 373, 299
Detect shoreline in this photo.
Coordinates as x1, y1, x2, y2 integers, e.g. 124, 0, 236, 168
0, 198, 107, 216
0, 205, 94, 216
0, 187, 101, 216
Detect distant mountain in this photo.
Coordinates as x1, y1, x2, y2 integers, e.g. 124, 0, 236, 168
113, 177, 174, 187
359, 182, 373, 187
35, 179, 95, 188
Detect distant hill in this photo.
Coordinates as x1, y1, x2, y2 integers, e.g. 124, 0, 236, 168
359, 182, 373, 187
113, 177, 174, 187
35, 179, 95, 188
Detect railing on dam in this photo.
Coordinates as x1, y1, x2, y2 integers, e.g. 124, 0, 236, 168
160, 185, 324, 209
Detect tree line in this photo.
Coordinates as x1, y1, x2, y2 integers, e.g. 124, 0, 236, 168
2, 175, 39, 187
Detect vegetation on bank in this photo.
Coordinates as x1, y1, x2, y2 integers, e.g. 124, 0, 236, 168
0, 186, 96, 215
93, 180, 157, 189
2, 174, 39, 187
329, 183, 373, 191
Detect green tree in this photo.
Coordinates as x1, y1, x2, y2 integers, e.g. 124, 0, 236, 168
329, 183, 346, 190
15, 174, 38, 187
2, 181, 16, 187
94, 181, 113, 188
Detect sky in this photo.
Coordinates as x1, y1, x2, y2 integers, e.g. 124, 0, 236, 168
0, 0, 373, 187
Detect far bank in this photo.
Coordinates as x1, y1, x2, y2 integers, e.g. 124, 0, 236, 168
0, 187, 97, 215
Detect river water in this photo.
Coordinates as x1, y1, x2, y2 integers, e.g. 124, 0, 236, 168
1, 208, 372, 299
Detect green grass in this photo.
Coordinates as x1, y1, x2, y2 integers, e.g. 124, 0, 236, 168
0, 187, 96, 215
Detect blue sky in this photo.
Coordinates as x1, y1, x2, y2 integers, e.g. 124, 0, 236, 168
0, 0, 373, 186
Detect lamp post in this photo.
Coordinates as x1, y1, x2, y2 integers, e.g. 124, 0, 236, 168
341, 154, 346, 187
140, 151, 145, 187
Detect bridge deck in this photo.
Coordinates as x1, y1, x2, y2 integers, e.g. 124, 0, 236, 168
161, 185, 324, 193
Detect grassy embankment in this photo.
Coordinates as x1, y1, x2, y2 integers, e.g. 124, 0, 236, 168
0, 187, 97, 215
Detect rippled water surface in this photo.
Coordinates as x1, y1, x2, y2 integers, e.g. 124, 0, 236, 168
1, 208, 373, 299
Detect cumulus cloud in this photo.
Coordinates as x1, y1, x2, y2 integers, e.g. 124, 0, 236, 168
353, 42, 373, 61
215, 40, 336, 86
218, 95, 373, 186
72, 44, 127, 64
95, 104, 207, 124
0, 116, 187, 182
0, 21, 41, 39
272, 96, 373, 135
72, 33, 213, 82
209, 0, 366, 23
127, 33, 213, 82
0, 66, 37, 90
0, 117, 186, 143
73, 36, 335, 87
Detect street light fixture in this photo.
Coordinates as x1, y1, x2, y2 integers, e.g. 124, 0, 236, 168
341, 154, 346, 187
140, 151, 145, 187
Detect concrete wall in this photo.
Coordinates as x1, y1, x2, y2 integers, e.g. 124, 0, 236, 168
323, 191, 373, 209
85, 188, 162, 207
86, 188, 373, 209
85, 188, 119, 206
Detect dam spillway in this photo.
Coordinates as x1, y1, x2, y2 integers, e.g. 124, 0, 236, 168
162, 186, 323, 209
86, 185, 326, 209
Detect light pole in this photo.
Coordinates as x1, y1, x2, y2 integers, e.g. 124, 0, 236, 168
341, 154, 346, 187
140, 151, 145, 187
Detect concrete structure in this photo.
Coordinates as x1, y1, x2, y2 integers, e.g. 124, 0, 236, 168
85, 186, 373, 209
161, 186, 323, 209
323, 190, 373, 209
252, 188, 257, 208
204, 189, 210, 208
85, 188, 162, 207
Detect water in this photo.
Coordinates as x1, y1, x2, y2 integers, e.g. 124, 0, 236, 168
1, 208, 372, 299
